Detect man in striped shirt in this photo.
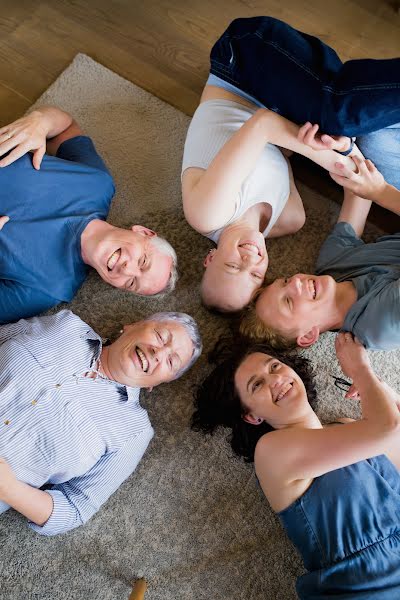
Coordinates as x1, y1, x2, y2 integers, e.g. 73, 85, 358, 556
0, 309, 201, 535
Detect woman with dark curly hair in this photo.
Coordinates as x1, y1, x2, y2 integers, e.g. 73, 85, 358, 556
192, 334, 400, 598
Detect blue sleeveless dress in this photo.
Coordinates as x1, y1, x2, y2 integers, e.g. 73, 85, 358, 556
279, 455, 400, 599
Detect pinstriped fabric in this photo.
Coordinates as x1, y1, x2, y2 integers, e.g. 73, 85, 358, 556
0, 310, 153, 536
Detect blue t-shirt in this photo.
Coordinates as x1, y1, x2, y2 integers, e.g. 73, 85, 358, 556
316, 222, 400, 350
0, 136, 115, 323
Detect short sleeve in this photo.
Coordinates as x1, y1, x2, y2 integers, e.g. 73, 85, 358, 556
56, 136, 111, 174
0, 280, 59, 325
345, 278, 400, 351
316, 222, 364, 274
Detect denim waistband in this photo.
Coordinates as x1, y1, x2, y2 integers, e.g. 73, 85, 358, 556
206, 73, 266, 108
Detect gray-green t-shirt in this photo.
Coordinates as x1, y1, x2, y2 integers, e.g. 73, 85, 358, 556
316, 222, 400, 351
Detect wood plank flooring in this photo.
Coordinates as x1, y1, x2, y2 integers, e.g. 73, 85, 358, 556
0, 1, 399, 229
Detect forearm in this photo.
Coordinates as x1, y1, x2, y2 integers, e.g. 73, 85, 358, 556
31, 106, 73, 139
337, 189, 372, 238
1, 479, 53, 525
353, 367, 400, 430
373, 182, 400, 215
264, 110, 359, 173
183, 109, 272, 232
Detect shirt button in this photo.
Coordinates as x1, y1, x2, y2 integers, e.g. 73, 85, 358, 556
31, 400, 38, 406
55, 383, 61, 388
4, 420, 10, 425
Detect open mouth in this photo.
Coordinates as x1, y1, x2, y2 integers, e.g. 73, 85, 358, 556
308, 279, 317, 300
274, 382, 293, 404
239, 241, 262, 257
135, 347, 149, 373
107, 248, 121, 272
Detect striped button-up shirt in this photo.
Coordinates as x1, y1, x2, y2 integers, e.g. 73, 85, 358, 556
0, 310, 154, 536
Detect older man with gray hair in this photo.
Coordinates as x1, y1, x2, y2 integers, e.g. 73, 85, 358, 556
0, 106, 177, 323
0, 308, 202, 535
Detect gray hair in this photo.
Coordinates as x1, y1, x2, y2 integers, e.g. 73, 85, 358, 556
146, 236, 178, 297
144, 311, 202, 378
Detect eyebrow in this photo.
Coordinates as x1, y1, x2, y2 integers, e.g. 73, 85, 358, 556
246, 357, 275, 393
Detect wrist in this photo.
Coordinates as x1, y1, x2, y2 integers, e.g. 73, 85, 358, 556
335, 137, 356, 156
0, 474, 19, 503
376, 181, 392, 202
352, 366, 379, 391
31, 108, 54, 137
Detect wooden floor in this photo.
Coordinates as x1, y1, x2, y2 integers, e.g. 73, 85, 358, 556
1, 0, 399, 123
1, 0, 399, 228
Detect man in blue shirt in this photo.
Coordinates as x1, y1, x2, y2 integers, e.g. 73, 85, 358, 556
0, 106, 177, 323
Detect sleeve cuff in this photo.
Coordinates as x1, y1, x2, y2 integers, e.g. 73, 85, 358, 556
28, 490, 82, 536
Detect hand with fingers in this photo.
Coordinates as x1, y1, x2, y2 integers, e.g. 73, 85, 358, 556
329, 156, 386, 200
335, 332, 371, 395
297, 121, 352, 153
0, 110, 49, 170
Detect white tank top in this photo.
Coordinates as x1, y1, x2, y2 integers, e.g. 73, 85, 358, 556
182, 99, 290, 243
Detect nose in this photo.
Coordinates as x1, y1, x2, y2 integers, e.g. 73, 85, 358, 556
152, 344, 168, 364
241, 251, 262, 266
287, 276, 302, 296
120, 260, 139, 277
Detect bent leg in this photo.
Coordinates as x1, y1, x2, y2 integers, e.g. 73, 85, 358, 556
210, 17, 400, 136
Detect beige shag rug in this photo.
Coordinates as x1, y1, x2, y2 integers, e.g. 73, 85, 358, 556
1, 54, 399, 600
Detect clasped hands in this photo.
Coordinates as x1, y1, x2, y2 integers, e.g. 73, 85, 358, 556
297, 121, 386, 200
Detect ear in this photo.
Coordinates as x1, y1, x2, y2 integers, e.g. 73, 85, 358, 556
131, 225, 157, 238
297, 326, 320, 348
203, 249, 216, 267
242, 413, 263, 426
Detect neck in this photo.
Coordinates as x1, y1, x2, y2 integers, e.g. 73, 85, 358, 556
278, 411, 322, 432
99, 346, 114, 380
329, 280, 358, 330
241, 203, 271, 233
80, 219, 113, 266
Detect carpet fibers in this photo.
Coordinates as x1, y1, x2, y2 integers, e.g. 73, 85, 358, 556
1, 54, 399, 600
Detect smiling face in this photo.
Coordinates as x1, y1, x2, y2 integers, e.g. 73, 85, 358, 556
202, 226, 269, 312
103, 320, 194, 388
255, 274, 339, 346
234, 352, 310, 428
91, 225, 173, 295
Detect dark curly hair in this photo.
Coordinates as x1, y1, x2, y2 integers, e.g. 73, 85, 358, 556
192, 337, 317, 463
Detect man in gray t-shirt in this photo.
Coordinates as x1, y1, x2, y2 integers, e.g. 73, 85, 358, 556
315, 222, 400, 350
241, 187, 400, 351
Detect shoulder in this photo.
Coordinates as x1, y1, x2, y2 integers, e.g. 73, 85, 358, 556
254, 430, 285, 467
316, 222, 363, 272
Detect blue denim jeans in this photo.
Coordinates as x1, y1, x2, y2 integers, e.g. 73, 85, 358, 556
357, 126, 400, 190
210, 17, 400, 137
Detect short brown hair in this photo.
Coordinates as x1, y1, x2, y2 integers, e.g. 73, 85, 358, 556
239, 287, 298, 351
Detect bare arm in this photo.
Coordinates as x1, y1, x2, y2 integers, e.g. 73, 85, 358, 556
337, 188, 372, 238
255, 333, 400, 485
0, 459, 53, 525
0, 106, 82, 169
182, 108, 358, 234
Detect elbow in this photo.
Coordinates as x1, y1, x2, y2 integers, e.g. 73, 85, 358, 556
379, 417, 400, 440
